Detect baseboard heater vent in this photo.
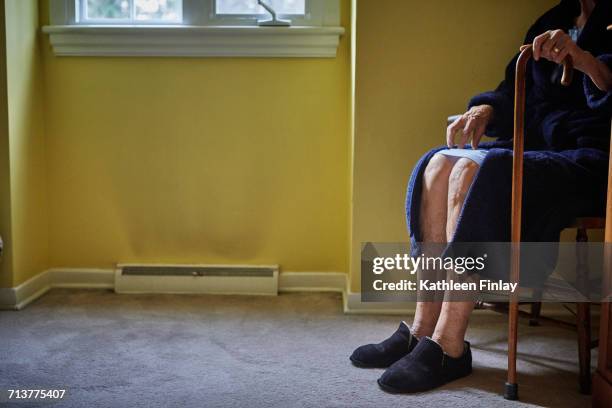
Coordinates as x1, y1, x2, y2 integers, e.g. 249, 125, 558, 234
115, 264, 279, 295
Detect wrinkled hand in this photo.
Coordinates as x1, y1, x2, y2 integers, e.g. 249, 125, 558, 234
446, 105, 494, 149
532, 29, 587, 67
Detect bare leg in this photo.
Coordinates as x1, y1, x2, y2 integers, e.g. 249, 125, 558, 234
412, 154, 454, 338
432, 158, 479, 357
433, 300, 476, 357
446, 158, 479, 240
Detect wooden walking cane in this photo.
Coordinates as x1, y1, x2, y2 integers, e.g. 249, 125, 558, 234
504, 44, 574, 400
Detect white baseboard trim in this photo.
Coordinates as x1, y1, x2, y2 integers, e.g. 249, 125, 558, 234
0, 287, 18, 310
2, 270, 53, 310
0, 269, 348, 310
0, 268, 115, 310
50, 268, 115, 289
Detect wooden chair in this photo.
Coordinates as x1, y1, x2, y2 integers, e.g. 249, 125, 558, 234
592, 23, 612, 408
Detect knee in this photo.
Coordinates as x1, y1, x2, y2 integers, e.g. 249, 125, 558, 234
448, 158, 479, 207
423, 154, 454, 189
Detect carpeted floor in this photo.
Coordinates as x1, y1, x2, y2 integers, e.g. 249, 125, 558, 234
0, 290, 595, 407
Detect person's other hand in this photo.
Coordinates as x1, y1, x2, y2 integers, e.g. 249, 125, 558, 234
446, 105, 493, 149
532, 29, 587, 67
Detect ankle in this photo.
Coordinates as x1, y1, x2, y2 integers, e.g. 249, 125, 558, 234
411, 324, 435, 340
431, 334, 465, 358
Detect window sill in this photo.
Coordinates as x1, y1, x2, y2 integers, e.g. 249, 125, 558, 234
41, 25, 345, 58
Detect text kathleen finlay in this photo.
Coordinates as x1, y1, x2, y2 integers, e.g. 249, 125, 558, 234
372, 279, 518, 293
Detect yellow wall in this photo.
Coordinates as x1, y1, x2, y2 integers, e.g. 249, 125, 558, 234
2, 0, 49, 286
0, 0, 13, 287
2, 0, 567, 290
39, 1, 351, 275
349, 0, 559, 292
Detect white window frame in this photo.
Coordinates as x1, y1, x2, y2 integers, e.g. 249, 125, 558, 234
44, 0, 344, 58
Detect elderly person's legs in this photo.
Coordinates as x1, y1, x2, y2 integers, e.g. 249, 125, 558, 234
350, 155, 480, 369
375, 157, 480, 393
412, 157, 479, 350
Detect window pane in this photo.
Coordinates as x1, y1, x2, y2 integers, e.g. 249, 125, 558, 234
216, 0, 305, 15
135, 0, 182, 21
86, 0, 130, 20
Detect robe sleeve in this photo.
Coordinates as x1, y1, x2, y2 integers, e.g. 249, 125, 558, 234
583, 54, 612, 112
467, 25, 541, 139
467, 54, 521, 139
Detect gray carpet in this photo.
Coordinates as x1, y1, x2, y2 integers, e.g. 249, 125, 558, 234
0, 290, 594, 407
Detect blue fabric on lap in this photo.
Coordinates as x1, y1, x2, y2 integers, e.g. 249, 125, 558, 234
405, 142, 608, 286
436, 149, 488, 166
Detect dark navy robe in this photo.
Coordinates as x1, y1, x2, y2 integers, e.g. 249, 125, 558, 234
406, 0, 611, 285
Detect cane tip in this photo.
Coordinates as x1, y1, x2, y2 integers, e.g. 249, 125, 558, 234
504, 383, 519, 400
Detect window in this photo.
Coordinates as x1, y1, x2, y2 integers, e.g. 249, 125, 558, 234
81, 0, 183, 24
72, 0, 321, 26
209, 0, 321, 27
45, 0, 343, 57
215, 0, 305, 15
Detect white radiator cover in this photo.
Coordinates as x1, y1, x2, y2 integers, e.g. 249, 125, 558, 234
115, 264, 279, 295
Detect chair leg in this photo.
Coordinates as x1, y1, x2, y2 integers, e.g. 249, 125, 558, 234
529, 299, 542, 326
576, 228, 591, 394
505, 300, 519, 400
576, 303, 591, 394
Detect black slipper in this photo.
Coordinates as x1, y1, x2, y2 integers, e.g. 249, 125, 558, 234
350, 322, 418, 368
377, 337, 472, 393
